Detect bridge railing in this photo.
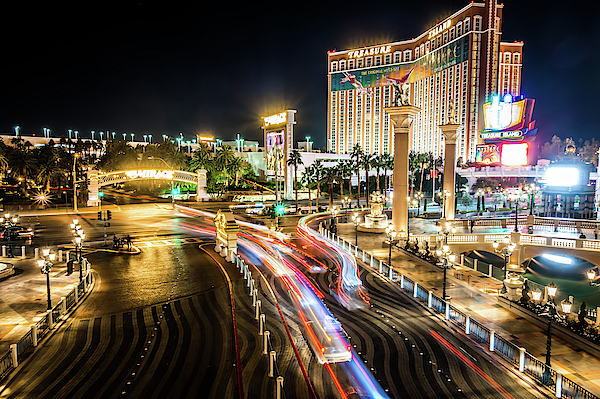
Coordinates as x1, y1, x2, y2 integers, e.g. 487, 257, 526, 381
0, 260, 94, 384
320, 227, 599, 399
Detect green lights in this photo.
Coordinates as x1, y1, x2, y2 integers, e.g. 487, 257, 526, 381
275, 204, 285, 216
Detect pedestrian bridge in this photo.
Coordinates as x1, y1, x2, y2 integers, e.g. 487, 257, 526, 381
86, 168, 208, 206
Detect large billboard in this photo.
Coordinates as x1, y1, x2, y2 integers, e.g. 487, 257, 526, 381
266, 130, 285, 177
475, 144, 501, 165
330, 38, 469, 93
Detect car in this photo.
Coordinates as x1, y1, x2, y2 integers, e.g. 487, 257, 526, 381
0, 226, 34, 240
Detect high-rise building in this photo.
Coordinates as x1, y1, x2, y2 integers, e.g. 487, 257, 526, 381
327, 0, 523, 161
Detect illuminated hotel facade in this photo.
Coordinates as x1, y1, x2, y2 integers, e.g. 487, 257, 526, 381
327, 0, 523, 161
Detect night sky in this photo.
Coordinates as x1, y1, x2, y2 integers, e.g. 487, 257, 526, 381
1, 1, 598, 149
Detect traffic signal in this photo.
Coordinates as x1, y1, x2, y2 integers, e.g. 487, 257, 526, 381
98, 211, 102, 220
99, 191, 104, 198
107, 210, 112, 220
275, 204, 285, 216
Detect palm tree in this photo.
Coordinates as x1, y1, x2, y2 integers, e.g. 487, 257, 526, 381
9, 137, 35, 195
302, 165, 313, 213
322, 167, 337, 209
418, 152, 432, 193
382, 153, 393, 199
373, 154, 383, 193
361, 152, 374, 206
215, 145, 236, 186
350, 144, 363, 207
189, 142, 213, 172
287, 150, 303, 213
312, 159, 324, 210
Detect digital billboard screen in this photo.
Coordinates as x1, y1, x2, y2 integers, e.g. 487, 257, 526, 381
475, 144, 501, 165
266, 130, 284, 177
500, 143, 528, 166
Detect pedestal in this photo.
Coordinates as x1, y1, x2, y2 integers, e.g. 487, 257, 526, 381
196, 169, 210, 202
384, 105, 420, 235
439, 124, 460, 220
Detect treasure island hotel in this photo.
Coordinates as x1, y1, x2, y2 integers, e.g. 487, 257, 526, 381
327, 0, 523, 162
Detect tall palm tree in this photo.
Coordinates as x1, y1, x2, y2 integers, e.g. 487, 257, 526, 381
312, 159, 324, 210
382, 153, 393, 199
361, 152, 374, 206
215, 145, 236, 186
9, 137, 35, 195
301, 165, 313, 213
322, 167, 337, 209
287, 150, 304, 213
350, 144, 363, 207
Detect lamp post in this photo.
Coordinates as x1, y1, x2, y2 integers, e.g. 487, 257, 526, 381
352, 212, 360, 246
38, 249, 56, 310
587, 269, 600, 286
442, 189, 451, 219
0, 213, 19, 258
436, 244, 455, 301
493, 237, 516, 293
508, 189, 526, 232
526, 183, 539, 216
71, 219, 85, 282
386, 225, 397, 267
477, 188, 484, 216
416, 192, 424, 216
437, 221, 456, 245
331, 206, 339, 233
541, 283, 572, 374
342, 196, 350, 222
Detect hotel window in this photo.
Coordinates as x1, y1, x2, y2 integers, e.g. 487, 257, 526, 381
403, 50, 411, 62
415, 47, 419, 58
348, 59, 355, 69
443, 31, 448, 45
513, 53, 521, 64
375, 55, 382, 66
450, 27, 455, 40
393, 51, 401, 63
425, 42, 430, 53
330, 61, 338, 72
366, 57, 373, 67
504, 52, 511, 63
464, 17, 470, 32
474, 16, 482, 32
384, 54, 391, 64
420, 44, 425, 56
339, 60, 346, 71
357, 58, 364, 68
456, 22, 462, 36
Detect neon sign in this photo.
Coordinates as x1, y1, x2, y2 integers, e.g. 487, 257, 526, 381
480, 131, 523, 140
264, 112, 287, 127
347, 45, 392, 59
125, 170, 174, 179
500, 143, 528, 166
482, 94, 526, 131
428, 20, 452, 39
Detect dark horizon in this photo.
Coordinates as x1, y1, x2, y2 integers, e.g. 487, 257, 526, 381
1, 1, 597, 149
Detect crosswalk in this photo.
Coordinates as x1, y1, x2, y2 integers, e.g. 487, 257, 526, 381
134, 237, 206, 247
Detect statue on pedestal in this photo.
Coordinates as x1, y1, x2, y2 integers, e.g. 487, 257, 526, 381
384, 68, 414, 107
357, 191, 389, 233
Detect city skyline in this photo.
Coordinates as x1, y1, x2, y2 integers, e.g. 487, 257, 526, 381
0, 0, 596, 149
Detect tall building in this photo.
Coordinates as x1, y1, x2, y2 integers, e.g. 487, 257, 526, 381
327, 0, 523, 162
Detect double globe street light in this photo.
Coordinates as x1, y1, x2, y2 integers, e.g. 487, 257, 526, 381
0, 213, 19, 258
385, 225, 397, 267
38, 248, 56, 310
352, 212, 360, 247
70, 219, 86, 282
493, 237, 516, 294
531, 283, 572, 375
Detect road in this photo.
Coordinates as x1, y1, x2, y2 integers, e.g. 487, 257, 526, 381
1, 204, 547, 398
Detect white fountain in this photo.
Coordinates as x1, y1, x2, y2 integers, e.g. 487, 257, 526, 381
358, 191, 389, 233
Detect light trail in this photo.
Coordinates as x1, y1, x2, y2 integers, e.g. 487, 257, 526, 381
429, 329, 517, 399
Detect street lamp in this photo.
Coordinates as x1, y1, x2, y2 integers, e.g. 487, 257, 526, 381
0, 213, 20, 258
525, 183, 539, 216
331, 206, 339, 233
442, 189, 451, 219
352, 212, 360, 246
386, 225, 397, 267
71, 219, 85, 281
477, 188, 484, 216
37, 249, 56, 310
540, 283, 571, 375
436, 243, 455, 301
437, 221, 456, 245
587, 269, 600, 286
508, 189, 526, 232
342, 196, 351, 222
493, 237, 516, 293
415, 192, 424, 216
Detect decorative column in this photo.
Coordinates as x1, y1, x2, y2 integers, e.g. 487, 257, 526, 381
438, 123, 460, 220
196, 169, 209, 202
384, 105, 421, 236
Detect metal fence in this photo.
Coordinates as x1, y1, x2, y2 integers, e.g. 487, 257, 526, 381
0, 260, 93, 384
493, 334, 520, 366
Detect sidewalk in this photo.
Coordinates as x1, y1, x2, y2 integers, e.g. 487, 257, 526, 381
0, 256, 84, 354
336, 222, 600, 396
